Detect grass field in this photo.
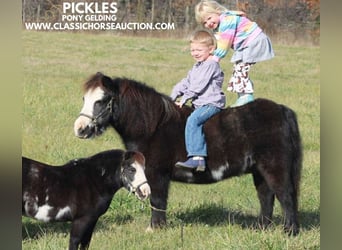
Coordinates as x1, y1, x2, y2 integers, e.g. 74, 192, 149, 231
22, 30, 320, 249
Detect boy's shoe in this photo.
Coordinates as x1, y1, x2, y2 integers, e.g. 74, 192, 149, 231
231, 93, 254, 107
175, 158, 206, 172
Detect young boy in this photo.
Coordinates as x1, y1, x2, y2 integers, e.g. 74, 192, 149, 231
170, 29, 226, 171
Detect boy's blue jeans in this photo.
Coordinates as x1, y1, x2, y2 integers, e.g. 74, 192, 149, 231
185, 105, 222, 157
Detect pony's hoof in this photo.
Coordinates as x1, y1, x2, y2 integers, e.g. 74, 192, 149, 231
145, 226, 154, 233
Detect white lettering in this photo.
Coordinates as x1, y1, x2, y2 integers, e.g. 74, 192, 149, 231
84, 15, 117, 22
61, 15, 84, 22
62, 2, 118, 14
63, 3, 71, 13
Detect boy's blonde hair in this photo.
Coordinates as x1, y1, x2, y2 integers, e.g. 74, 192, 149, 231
189, 29, 217, 48
195, 0, 228, 24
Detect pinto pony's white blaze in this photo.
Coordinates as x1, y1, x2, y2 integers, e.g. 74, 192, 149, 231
74, 87, 105, 137
128, 152, 151, 200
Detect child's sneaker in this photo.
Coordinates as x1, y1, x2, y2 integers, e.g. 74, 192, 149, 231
231, 93, 254, 107
175, 157, 206, 172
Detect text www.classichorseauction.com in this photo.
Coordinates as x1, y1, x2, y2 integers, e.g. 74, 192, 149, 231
24, 1, 175, 31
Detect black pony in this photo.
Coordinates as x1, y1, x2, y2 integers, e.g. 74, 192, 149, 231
22, 149, 151, 250
74, 72, 303, 235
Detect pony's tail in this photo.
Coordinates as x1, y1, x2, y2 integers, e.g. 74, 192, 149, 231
283, 106, 303, 210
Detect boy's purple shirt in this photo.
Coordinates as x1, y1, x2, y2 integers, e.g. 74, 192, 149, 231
170, 59, 226, 109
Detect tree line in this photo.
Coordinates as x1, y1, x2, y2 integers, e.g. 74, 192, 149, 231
22, 0, 320, 45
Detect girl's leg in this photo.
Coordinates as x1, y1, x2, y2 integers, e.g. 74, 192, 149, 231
227, 62, 255, 107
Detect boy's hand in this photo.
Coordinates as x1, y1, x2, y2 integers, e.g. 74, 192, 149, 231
175, 101, 183, 108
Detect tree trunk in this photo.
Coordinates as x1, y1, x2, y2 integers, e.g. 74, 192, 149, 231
151, 0, 155, 23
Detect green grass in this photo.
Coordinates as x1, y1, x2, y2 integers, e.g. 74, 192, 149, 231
22, 31, 320, 249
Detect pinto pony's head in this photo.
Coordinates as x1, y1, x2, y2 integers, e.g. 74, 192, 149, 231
121, 151, 151, 200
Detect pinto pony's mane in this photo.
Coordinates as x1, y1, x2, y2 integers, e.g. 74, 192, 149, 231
83, 72, 183, 135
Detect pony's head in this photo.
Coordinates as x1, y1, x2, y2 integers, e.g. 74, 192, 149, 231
121, 151, 151, 200
74, 72, 118, 139
74, 72, 182, 139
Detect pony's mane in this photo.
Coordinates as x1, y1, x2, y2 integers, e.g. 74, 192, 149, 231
113, 77, 181, 127
83, 72, 104, 93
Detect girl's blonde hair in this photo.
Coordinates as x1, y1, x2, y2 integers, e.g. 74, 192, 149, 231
189, 29, 217, 48
195, 0, 228, 24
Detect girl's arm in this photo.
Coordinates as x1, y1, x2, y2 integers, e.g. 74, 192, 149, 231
213, 14, 239, 60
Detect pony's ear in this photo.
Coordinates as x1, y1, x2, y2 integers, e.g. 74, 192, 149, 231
123, 151, 135, 162
124, 151, 145, 166
100, 73, 119, 95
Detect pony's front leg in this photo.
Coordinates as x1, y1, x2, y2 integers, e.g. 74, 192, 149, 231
147, 174, 170, 231
69, 216, 98, 250
148, 202, 167, 231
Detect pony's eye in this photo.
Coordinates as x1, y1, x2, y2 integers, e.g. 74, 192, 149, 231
128, 167, 136, 174
94, 100, 103, 106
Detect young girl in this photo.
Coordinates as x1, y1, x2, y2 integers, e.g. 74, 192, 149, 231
195, 0, 274, 107
170, 29, 225, 171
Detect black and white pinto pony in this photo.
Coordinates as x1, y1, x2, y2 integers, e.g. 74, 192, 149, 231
22, 149, 151, 250
74, 72, 303, 236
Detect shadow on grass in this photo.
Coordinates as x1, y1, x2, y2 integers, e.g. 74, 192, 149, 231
22, 203, 319, 240
173, 203, 320, 232
22, 219, 70, 241
22, 213, 134, 240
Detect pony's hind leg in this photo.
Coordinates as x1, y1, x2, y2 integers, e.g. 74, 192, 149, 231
275, 187, 299, 236
255, 168, 300, 236
252, 171, 275, 230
